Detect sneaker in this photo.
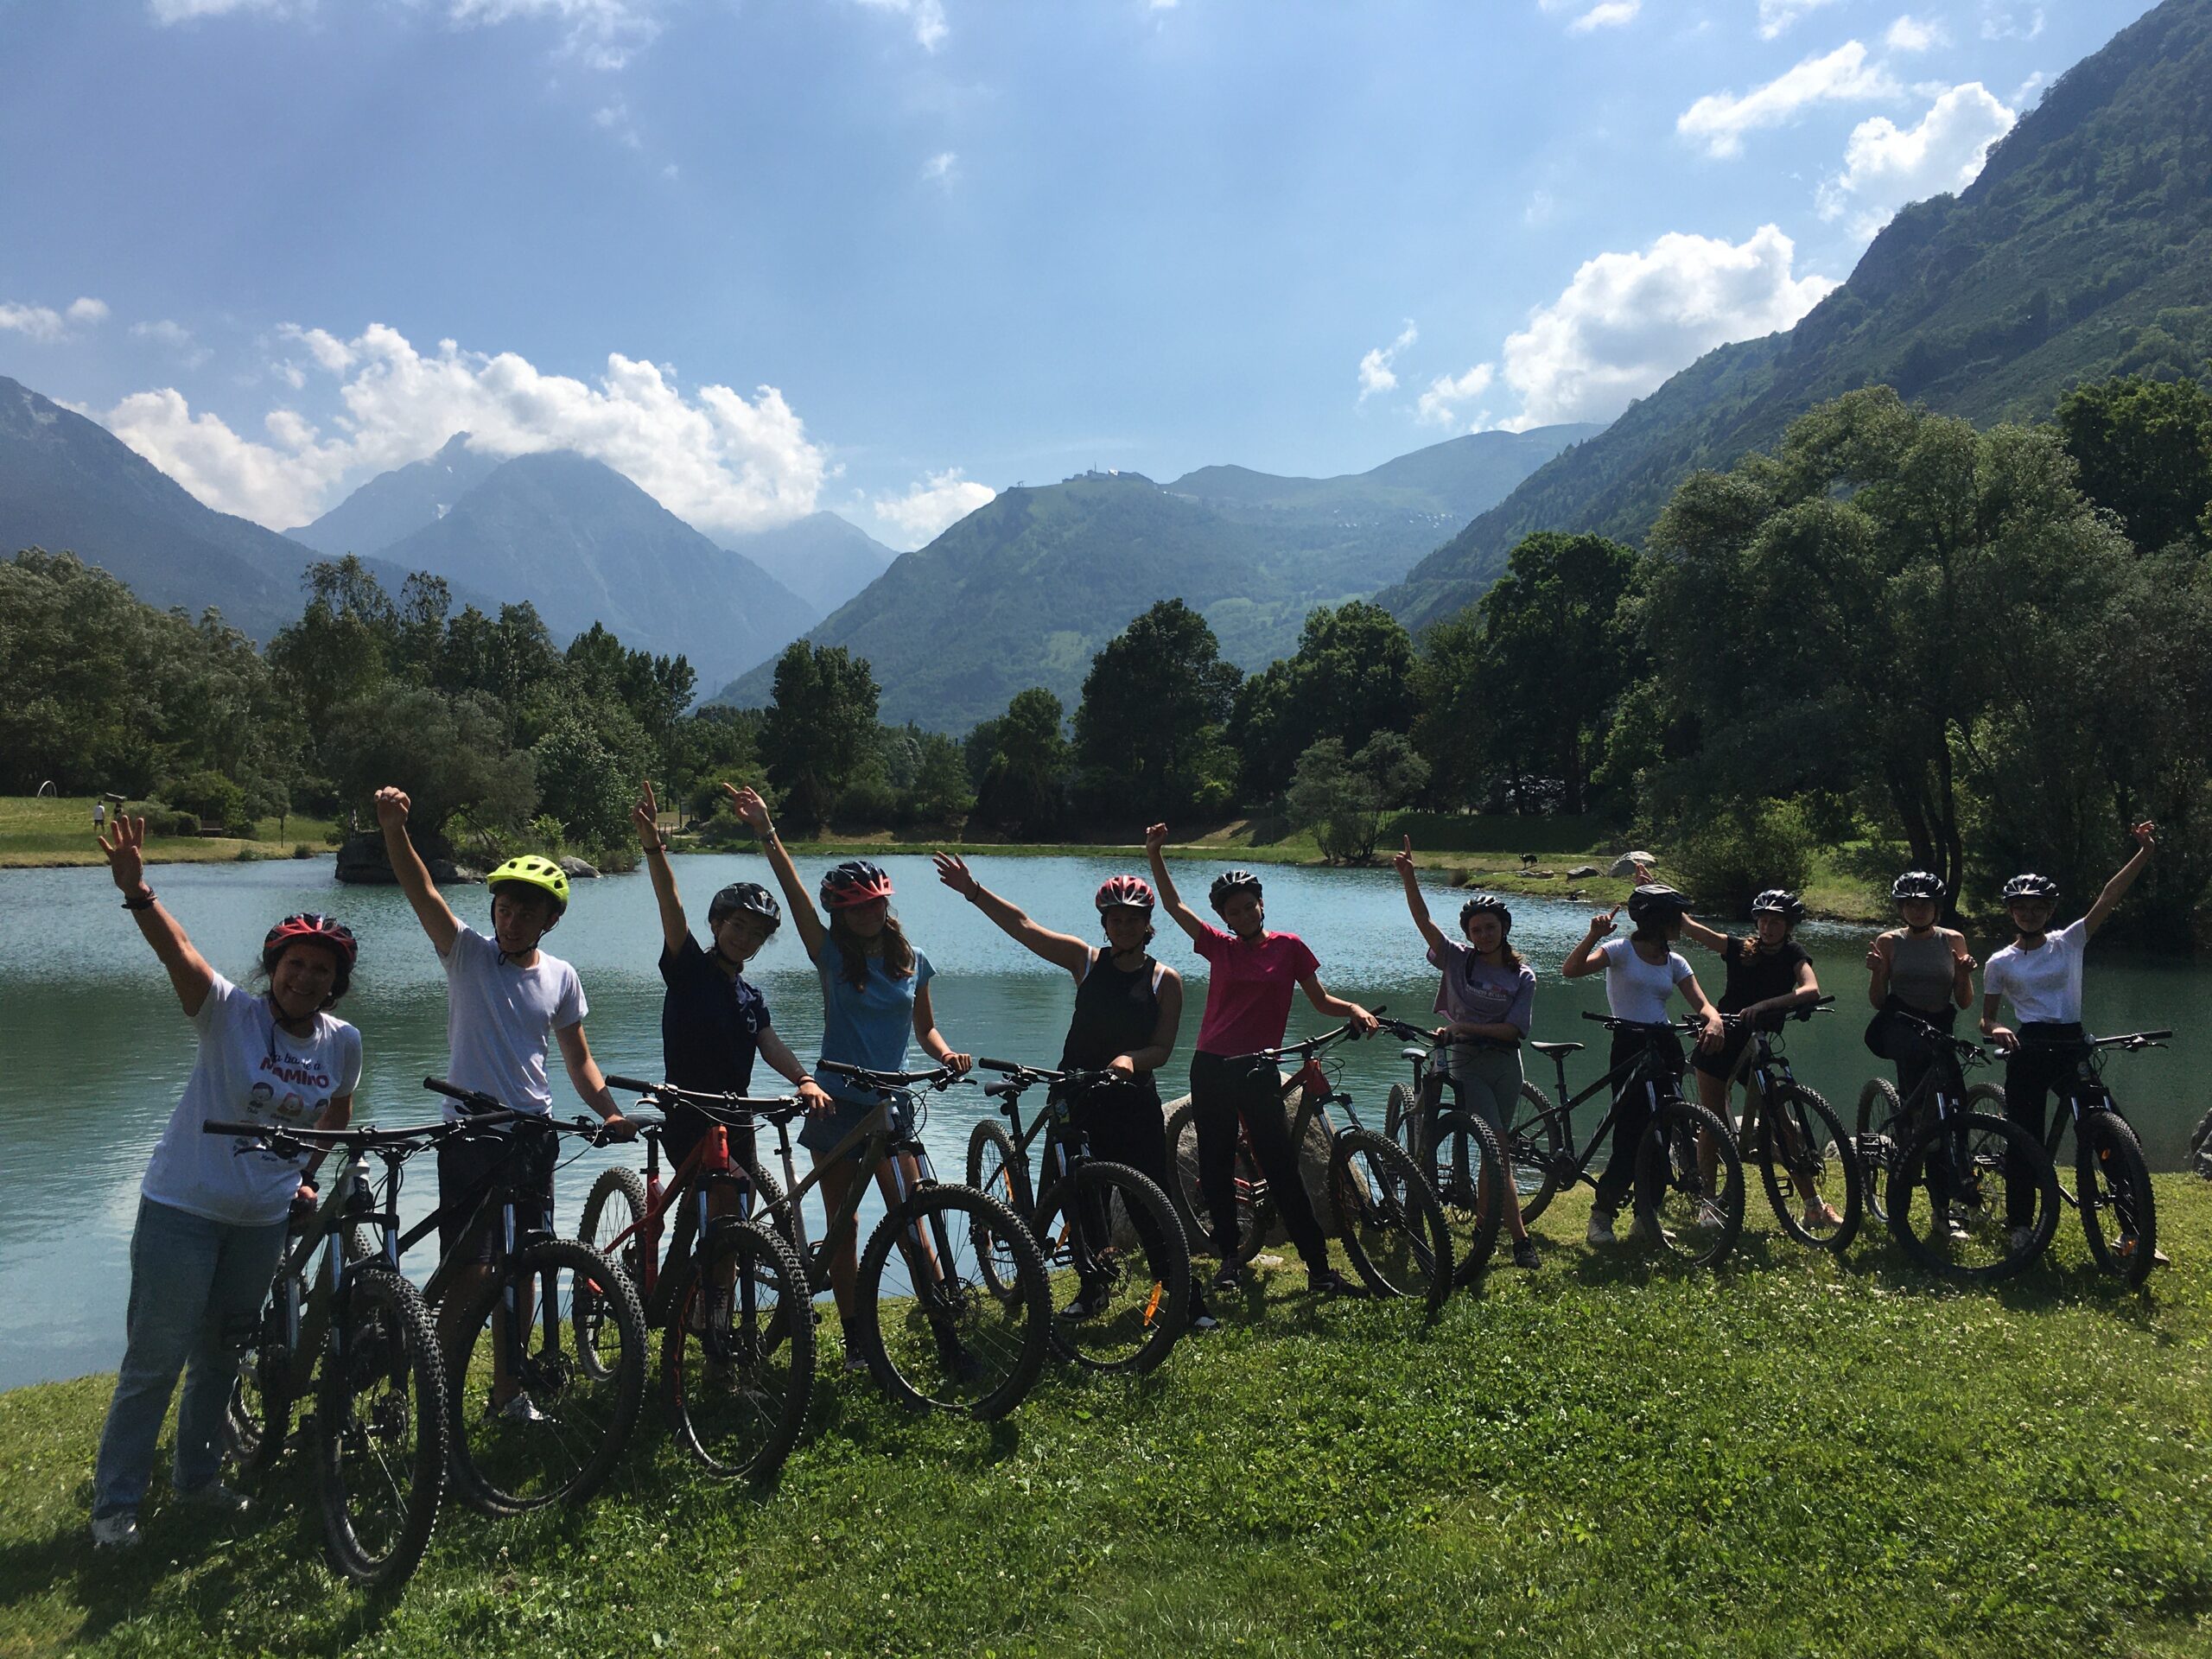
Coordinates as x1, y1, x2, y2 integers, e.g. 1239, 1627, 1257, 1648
1585, 1210, 1618, 1247
1209, 1263, 1243, 1295
492, 1391, 555, 1426
1058, 1285, 1105, 1321
90, 1511, 142, 1550
1306, 1268, 1369, 1299
1626, 1213, 1675, 1249
842, 1348, 870, 1375
1944, 1209, 1973, 1242
2008, 1226, 2038, 1258
1510, 1237, 1541, 1270
175, 1480, 251, 1516
1803, 1199, 1844, 1230
934, 1334, 986, 1386
1188, 1308, 1221, 1332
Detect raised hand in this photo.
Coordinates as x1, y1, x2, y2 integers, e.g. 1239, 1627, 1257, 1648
1143, 823, 1170, 858
932, 852, 980, 900
1587, 906, 1620, 939
1393, 834, 1415, 879
2133, 821, 2158, 852
372, 785, 411, 829
631, 779, 664, 850
1864, 934, 1892, 973
100, 813, 148, 895
722, 783, 772, 836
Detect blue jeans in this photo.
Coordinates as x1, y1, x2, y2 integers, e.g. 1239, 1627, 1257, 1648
92, 1198, 287, 1519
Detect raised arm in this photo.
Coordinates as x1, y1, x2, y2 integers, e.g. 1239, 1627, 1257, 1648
2082, 822, 2156, 938
1560, 908, 1618, 979
632, 779, 690, 958
1676, 912, 1730, 954
1393, 836, 1450, 957
99, 814, 216, 1017
1144, 823, 1211, 944
725, 784, 824, 962
1864, 931, 1892, 1009
373, 787, 461, 956
933, 854, 1090, 977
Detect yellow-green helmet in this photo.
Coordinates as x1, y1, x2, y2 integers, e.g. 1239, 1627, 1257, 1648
487, 854, 570, 912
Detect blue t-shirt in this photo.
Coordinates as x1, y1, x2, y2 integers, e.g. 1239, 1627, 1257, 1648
814, 936, 934, 1103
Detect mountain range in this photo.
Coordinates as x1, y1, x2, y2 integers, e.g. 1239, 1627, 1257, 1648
1378, 0, 2212, 626
713, 423, 1599, 731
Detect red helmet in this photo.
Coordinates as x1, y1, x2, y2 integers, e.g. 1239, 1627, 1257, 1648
262, 912, 358, 995
819, 859, 895, 910
1095, 875, 1156, 913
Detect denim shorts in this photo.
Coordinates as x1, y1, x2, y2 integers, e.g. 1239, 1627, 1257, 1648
798, 1090, 914, 1164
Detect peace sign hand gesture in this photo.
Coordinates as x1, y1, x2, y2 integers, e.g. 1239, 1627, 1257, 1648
631, 779, 664, 851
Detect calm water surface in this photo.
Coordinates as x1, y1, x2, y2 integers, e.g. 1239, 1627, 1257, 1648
3, 854, 2204, 1388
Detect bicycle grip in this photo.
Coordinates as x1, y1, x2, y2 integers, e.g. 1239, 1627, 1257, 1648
1581, 1010, 1611, 1023
975, 1058, 1023, 1073
605, 1075, 660, 1095
202, 1120, 269, 1136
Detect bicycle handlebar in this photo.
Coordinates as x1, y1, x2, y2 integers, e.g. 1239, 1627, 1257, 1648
422, 1076, 510, 1116
817, 1058, 964, 1093
201, 1115, 493, 1152
1244, 1010, 1386, 1064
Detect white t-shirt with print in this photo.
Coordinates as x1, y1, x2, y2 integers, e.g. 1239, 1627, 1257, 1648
1983, 918, 2088, 1026
1599, 936, 1693, 1024
439, 924, 587, 1118
140, 974, 364, 1227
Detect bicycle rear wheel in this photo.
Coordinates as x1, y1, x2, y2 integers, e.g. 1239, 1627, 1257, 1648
319, 1267, 447, 1590
1888, 1111, 2056, 1281
1428, 1109, 1507, 1284
2077, 1112, 2158, 1287
1757, 1084, 1862, 1255
1383, 1082, 1420, 1159
1033, 1161, 1190, 1376
448, 1239, 648, 1515
1631, 1101, 1745, 1270
1164, 1099, 1272, 1268
1853, 1079, 1902, 1226
1328, 1128, 1452, 1317
856, 1184, 1049, 1419
966, 1118, 1035, 1302
1507, 1082, 1566, 1225
661, 1217, 814, 1480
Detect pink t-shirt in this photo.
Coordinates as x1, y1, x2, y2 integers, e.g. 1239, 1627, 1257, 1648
1191, 925, 1321, 1057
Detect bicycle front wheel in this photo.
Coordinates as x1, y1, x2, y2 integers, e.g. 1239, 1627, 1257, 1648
1033, 1161, 1190, 1376
1888, 1111, 2056, 1281
1328, 1128, 1452, 1317
1757, 1084, 1862, 1255
226, 1284, 294, 1477
1429, 1109, 1506, 1284
448, 1239, 648, 1515
1508, 1082, 1566, 1225
1632, 1101, 1745, 1270
2077, 1112, 2158, 1287
662, 1217, 815, 1480
1853, 1078, 1902, 1226
856, 1184, 1049, 1419
318, 1267, 447, 1590
1164, 1099, 1272, 1268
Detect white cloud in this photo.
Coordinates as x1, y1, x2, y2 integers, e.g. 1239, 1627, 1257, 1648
1524, 189, 1559, 226
1885, 14, 1945, 51
105, 321, 833, 536
131, 318, 213, 368
0, 296, 109, 342
922, 150, 958, 184
1417, 363, 1496, 428
1497, 224, 1835, 429
1818, 81, 2016, 232
1757, 0, 1840, 40
1678, 41, 1899, 158
593, 98, 643, 148
2012, 69, 2045, 106
1980, 3, 2044, 41
871, 468, 993, 547
1357, 321, 1418, 403
850, 0, 948, 51
1569, 1, 1639, 33
151, 0, 662, 67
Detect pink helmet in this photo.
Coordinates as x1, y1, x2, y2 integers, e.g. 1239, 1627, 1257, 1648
1095, 874, 1156, 913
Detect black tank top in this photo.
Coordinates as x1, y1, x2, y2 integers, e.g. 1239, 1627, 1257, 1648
1060, 948, 1163, 1073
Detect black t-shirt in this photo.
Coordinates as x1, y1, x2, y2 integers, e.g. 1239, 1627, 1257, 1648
658, 933, 770, 1095
1717, 936, 1809, 1023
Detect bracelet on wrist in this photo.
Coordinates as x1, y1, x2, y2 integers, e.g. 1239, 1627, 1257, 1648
122, 887, 156, 912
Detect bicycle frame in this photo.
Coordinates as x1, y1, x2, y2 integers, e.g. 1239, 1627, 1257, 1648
1521, 1020, 1693, 1194
592, 1120, 748, 1308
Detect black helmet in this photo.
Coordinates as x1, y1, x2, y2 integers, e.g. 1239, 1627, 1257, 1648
1891, 871, 1945, 903
1750, 888, 1806, 926
2002, 873, 2061, 904
1208, 869, 1263, 910
1625, 883, 1690, 927
709, 880, 781, 931
1459, 892, 1512, 934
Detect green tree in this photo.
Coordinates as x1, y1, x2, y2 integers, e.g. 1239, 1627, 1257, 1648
2055, 374, 2212, 552
972, 687, 1071, 836
1284, 732, 1431, 865
532, 716, 636, 853
760, 642, 880, 831
906, 731, 976, 827
1230, 601, 1419, 799
326, 685, 537, 841
1072, 599, 1242, 819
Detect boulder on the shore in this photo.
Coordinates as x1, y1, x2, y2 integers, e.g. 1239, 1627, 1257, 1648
334, 831, 481, 887
1567, 864, 1599, 879
558, 855, 601, 880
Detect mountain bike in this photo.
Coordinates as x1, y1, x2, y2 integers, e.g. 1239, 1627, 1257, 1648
204, 1115, 453, 1590
1370, 1018, 1517, 1283
1507, 1014, 1746, 1270
2019, 1030, 2170, 1287
1851, 1014, 2058, 1281
1707, 996, 1863, 1254
965, 1059, 1190, 1376
583, 1080, 815, 1479
1164, 1020, 1457, 1314
744, 1063, 1050, 1419
385, 1079, 649, 1516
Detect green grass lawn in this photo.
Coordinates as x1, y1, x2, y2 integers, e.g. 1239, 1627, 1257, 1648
7, 1180, 2211, 1657
0, 798, 338, 870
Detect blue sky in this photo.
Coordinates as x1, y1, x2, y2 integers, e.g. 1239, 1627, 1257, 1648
0, 0, 2149, 547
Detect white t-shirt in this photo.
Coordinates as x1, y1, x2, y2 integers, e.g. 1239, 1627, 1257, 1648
1599, 936, 1693, 1024
439, 924, 587, 1117
140, 975, 363, 1227
1983, 918, 2088, 1026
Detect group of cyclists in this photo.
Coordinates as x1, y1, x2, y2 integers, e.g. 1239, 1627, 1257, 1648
86, 783, 2170, 1558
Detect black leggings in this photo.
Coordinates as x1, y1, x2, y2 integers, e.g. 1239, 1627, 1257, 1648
1868, 998, 1957, 1108
2004, 1022, 2085, 1227
1188, 1050, 1329, 1268
1592, 1027, 1683, 1216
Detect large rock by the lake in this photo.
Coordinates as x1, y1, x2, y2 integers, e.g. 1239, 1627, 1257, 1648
334, 831, 480, 887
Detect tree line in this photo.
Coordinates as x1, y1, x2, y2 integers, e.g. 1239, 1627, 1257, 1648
5, 371, 2209, 943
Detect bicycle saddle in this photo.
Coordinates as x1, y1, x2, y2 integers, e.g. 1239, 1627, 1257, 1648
1529, 1040, 1586, 1058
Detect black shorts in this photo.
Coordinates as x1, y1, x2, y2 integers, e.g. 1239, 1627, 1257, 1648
435, 1126, 557, 1265
1691, 1021, 1757, 1081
